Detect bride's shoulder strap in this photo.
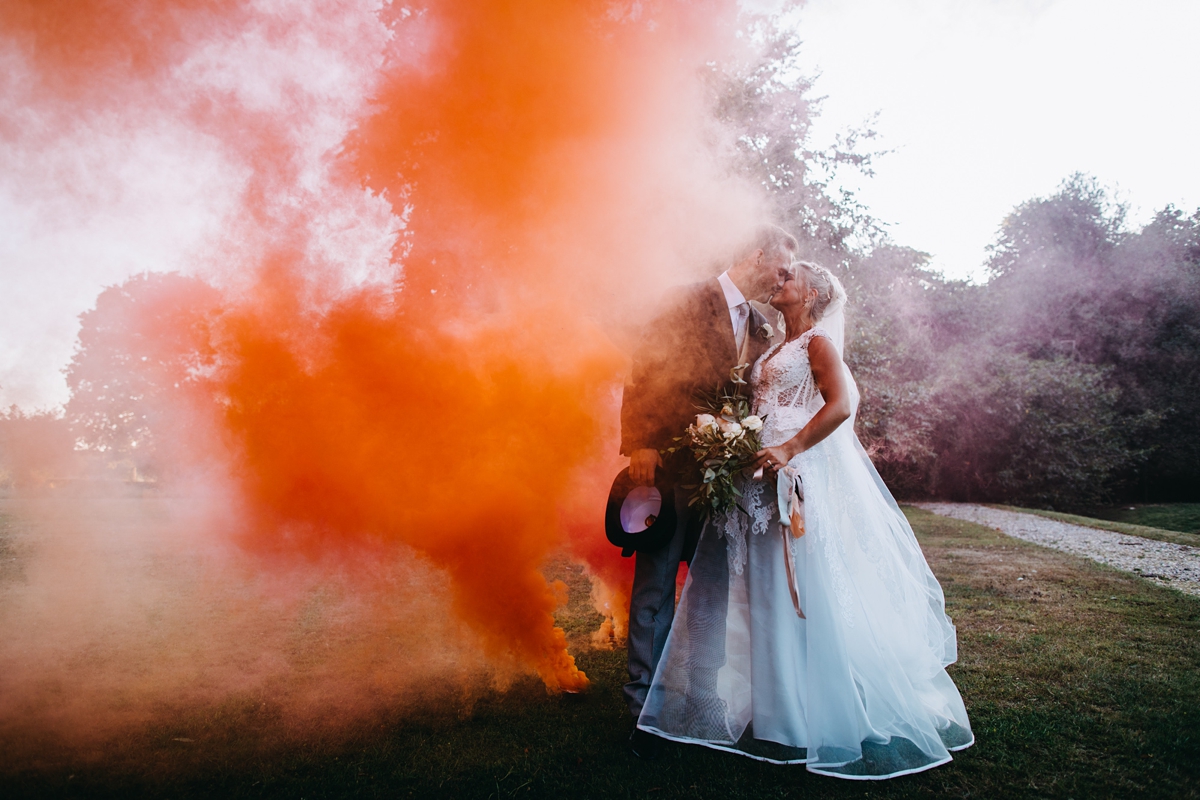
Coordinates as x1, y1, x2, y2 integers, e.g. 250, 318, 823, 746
800, 326, 832, 346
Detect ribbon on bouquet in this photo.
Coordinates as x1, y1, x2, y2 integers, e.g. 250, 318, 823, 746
776, 465, 806, 619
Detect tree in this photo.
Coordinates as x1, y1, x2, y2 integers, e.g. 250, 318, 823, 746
980, 176, 1200, 501
705, 13, 881, 266
64, 272, 225, 481
1098, 207, 1200, 498
923, 352, 1148, 506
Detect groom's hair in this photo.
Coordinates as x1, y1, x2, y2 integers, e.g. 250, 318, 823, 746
735, 224, 799, 265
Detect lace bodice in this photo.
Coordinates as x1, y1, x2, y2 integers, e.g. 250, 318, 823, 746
720, 327, 834, 576
749, 326, 832, 447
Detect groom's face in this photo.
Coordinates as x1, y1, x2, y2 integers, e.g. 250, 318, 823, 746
747, 249, 792, 302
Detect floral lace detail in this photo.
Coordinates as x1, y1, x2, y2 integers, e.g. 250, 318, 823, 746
776, 385, 800, 407
721, 502, 748, 575
749, 327, 832, 448
719, 327, 836, 577
718, 478, 773, 575
719, 325, 859, 626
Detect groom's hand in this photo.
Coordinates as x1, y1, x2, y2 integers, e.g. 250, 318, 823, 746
629, 449, 663, 487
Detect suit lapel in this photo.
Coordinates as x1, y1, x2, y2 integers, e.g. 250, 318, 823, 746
702, 279, 738, 377
746, 304, 777, 364
699, 280, 780, 385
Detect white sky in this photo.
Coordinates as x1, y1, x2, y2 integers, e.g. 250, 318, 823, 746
791, 0, 1200, 282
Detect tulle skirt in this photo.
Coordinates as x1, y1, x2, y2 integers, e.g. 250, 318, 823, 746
636, 423, 973, 779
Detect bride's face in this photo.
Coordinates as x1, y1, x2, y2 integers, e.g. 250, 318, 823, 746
770, 269, 818, 314
769, 269, 802, 309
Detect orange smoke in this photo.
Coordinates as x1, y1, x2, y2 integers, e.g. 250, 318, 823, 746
3, 0, 762, 695
212, 1, 749, 689
219, 267, 623, 690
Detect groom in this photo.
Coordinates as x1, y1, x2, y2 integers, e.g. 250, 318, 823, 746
620, 224, 797, 757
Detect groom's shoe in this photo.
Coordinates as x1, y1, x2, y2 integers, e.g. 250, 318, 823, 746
628, 726, 664, 760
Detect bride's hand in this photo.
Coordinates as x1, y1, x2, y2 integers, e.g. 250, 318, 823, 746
753, 444, 795, 478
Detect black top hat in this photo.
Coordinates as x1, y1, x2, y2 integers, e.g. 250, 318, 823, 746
605, 467, 677, 557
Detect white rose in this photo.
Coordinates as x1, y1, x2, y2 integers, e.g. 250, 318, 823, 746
742, 415, 763, 431
724, 422, 743, 438
695, 413, 716, 429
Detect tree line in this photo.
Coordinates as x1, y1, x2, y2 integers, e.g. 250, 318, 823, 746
846, 179, 1198, 505
3, 15, 1196, 508
717, 21, 1199, 506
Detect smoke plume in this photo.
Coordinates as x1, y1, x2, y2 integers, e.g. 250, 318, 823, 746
0, 0, 774, 753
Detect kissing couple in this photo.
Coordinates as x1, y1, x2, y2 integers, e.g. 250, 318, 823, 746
618, 224, 973, 779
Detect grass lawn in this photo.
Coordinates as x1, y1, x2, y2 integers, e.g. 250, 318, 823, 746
1072, 504, 1200, 536
2, 506, 1199, 799
992, 504, 1200, 548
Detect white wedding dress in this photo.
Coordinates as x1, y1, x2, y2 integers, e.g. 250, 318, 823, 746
637, 325, 973, 779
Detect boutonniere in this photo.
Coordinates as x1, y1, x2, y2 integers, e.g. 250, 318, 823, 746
757, 322, 774, 340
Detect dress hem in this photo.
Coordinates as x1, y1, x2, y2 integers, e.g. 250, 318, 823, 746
637, 725, 975, 780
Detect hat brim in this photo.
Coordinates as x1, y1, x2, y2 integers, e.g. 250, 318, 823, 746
605, 467, 677, 555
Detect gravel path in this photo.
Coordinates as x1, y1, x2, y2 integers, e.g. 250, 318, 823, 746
917, 503, 1200, 599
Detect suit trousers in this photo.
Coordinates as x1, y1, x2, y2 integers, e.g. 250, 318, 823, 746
624, 485, 703, 718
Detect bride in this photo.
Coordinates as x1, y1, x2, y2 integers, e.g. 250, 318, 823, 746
636, 262, 973, 779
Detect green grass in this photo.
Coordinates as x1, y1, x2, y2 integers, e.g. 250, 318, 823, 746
3, 507, 1199, 799
1075, 504, 1200, 536
990, 504, 1200, 548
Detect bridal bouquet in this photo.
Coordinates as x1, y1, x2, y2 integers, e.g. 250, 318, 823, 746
664, 364, 765, 519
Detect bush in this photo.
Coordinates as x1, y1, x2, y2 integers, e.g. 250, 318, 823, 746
923, 351, 1148, 507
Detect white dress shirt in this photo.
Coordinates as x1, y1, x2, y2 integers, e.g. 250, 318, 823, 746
717, 270, 750, 345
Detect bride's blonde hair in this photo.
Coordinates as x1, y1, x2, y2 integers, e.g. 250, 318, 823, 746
793, 261, 838, 321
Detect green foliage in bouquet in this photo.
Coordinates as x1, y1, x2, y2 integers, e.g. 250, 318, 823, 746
663, 364, 766, 519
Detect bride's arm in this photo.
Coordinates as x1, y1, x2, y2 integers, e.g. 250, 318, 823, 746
752, 336, 853, 469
